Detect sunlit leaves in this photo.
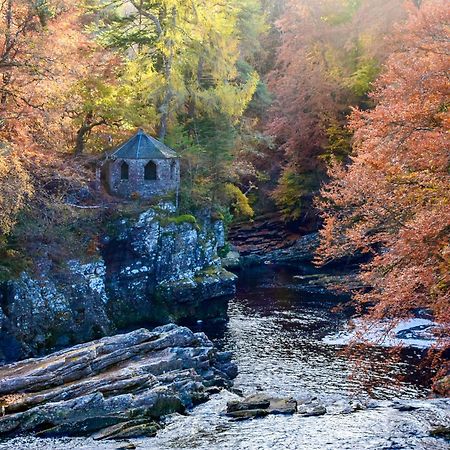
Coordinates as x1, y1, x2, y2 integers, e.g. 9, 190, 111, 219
0, 151, 33, 235
267, 0, 407, 219
317, 0, 450, 333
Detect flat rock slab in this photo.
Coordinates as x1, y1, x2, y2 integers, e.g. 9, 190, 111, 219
226, 393, 297, 419
0, 324, 236, 440
297, 404, 327, 416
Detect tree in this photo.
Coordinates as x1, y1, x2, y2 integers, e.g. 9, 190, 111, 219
317, 0, 449, 340
0, 148, 32, 235
65, 57, 128, 155
266, 0, 407, 220
0, 1, 97, 150
89, 0, 265, 215
0, 1, 103, 277
92, 0, 261, 140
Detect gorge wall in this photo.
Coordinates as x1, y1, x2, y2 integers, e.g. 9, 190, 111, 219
0, 204, 236, 362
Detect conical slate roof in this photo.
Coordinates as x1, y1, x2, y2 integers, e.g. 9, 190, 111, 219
110, 129, 178, 160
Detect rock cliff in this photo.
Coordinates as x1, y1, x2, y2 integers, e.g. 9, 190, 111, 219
0, 204, 236, 361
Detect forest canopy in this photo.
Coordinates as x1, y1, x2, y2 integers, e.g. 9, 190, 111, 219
0, 0, 448, 357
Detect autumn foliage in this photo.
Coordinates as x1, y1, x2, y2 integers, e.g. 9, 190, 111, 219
0, 1, 448, 364
317, 1, 450, 337
266, 0, 407, 220
0, 150, 32, 235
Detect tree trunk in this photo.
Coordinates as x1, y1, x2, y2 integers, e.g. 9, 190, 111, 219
1, 0, 13, 106
158, 7, 177, 142
75, 111, 106, 156
75, 126, 90, 156
158, 49, 174, 142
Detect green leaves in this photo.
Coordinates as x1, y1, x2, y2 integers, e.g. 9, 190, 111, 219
347, 58, 380, 97
321, 121, 353, 163
89, 0, 263, 130
321, 0, 363, 25
273, 169, 319, 221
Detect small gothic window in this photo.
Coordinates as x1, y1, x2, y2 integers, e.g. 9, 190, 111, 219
120, 161, 129, 180
170, 161, 177, 180
144, 161, 157, 181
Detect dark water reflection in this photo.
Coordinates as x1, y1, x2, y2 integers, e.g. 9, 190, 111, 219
198, 265, 431, 400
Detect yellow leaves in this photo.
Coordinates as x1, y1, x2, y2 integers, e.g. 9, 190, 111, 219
197, 71, 259, 121
224, 183, 254, 218
0, 152, 33, 235
90, 0, 264, 139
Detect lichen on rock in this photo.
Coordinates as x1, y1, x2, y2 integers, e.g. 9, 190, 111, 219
0, 205, 236, 361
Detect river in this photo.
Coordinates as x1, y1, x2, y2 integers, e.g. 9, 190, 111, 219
1, 265, 449, 449
201, 265, 431, 400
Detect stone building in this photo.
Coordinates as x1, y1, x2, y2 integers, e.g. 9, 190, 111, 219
102, 129, 180, 200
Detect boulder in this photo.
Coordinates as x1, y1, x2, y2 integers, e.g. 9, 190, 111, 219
0, 324, 237, 440
433, 374, 450, 397
226, 393, 297, 420
297, 404, 327, 417
221, 250, 241, 270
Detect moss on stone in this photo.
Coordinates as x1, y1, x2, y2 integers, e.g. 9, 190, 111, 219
218, 243, 231, 258
159, 214, 197, 227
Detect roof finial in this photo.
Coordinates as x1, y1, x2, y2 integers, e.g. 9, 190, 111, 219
137, 128, 144, 134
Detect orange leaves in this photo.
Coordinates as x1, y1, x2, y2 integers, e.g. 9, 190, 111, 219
0, 150, 33, 235
266, 0, 410, 219
317, 0, 450, 333
0, 1, 109, 152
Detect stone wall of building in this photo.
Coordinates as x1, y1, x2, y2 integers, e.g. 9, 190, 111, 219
106, 158, 180, 199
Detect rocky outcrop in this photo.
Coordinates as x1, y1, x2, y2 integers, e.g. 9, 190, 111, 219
230, 211, 368, 269
227, 210, 321, 267
248, 232, 319, 265
101, 207, 236, 330
0, 324, 237, 440
0, 205, 236, 361
228, 213, 302, 258
292, 273, 366, 296
230, 223, 366, 298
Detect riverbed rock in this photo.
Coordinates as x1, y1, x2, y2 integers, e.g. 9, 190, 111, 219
433, 374, 450, 397
0, 324, 237, 440
221, 250, 241, 270
226, 393, 297, 420
430, 426, 450, 440
227, 394, 271, 412
297, 404, 327, 416
0, 206, 237, 361
115, 443, 137, 450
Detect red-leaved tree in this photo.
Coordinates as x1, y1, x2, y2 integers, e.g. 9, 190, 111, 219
317, 0, 449, 345
266, 0, 407, 220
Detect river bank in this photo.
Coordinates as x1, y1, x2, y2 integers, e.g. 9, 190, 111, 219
1, 265, 448, 449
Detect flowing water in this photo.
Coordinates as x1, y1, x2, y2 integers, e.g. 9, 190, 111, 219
1, 265, 449, 450
200, 265, 431, 400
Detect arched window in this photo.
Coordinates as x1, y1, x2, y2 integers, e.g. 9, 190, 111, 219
170, 161, 177, 180
144, 161, 157, 181
120, 161, 129, 180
